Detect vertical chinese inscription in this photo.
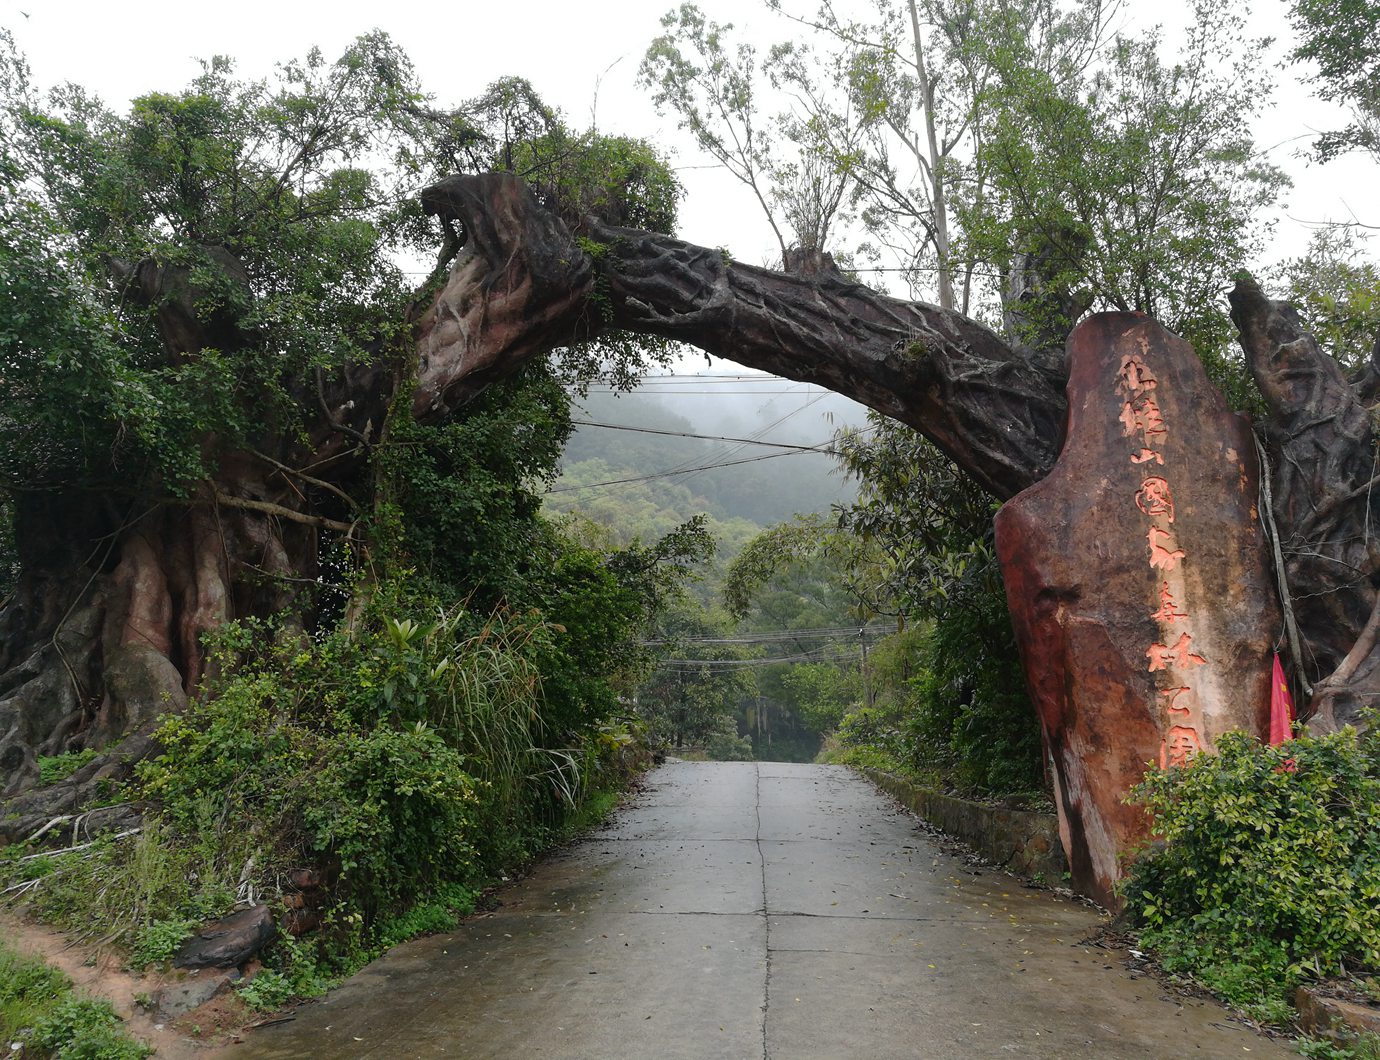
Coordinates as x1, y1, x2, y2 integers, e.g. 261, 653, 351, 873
1117, 352, 1205, 768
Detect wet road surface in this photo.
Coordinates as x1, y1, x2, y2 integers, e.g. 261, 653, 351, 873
241, 762, 1289, 1058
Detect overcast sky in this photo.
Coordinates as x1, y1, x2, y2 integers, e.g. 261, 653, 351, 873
4, 0, 1373, 282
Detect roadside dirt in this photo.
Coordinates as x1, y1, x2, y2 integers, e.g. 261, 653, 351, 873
0, 911, 255, 1057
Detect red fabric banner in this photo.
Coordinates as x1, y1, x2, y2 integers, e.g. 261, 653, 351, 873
1270, 653, 1295, 746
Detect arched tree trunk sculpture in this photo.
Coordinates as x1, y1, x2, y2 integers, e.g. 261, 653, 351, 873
2, 171, 1376, 866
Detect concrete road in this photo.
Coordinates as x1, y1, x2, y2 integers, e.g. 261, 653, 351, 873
242, 762, 1289, 1059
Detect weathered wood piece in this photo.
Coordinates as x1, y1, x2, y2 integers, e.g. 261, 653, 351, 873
995, 313, 1280, 907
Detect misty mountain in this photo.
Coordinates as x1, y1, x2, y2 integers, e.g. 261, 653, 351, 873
553, 379, 867, 528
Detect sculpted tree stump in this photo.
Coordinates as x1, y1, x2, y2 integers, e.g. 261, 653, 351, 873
995, 313, 1280, 907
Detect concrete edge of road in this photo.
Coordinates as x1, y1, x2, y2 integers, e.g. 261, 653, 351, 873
857, 766, 1070, 884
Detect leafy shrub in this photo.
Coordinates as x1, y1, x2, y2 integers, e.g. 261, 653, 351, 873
129, 918, 197, 969
29, 996, 150, 1059
705, 726, 754, 762
237, 971, 295, 1013
0, 942, 69, 1045
1123, 727, 1380, 1018
907, 573, 1044, 797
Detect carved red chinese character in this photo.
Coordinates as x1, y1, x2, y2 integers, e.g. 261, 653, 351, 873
1119, 396, 1168, 440
1159, 686, 1192, 716
1135, 477, 1175, 522
1146, 632, 1208, 672
1151, 584, 1189, 624
1147, 526, 1186, 571
1131, 448, 1164, 465
1117, 355, 1158, 396
1160, 725, 1203, 769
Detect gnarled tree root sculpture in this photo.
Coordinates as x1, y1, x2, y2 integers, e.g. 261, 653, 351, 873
2, 174, 1377, 895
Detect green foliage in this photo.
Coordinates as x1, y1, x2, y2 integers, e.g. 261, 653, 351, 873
967, 8, 1286, 378
832, 419, 995, 619
30, 997, 150, 1060
380, 367, 575, 607
376, 882, 477, 951
818, 582, 1044, 804
1299, 1033, 1380, 1060
0, 942, 69, 1049
0, 29, 678, 539
237, 971, 295, 1014
36, 749, 97, 786
138, 611, 519, 912
779, 662, 860, 733
0, 946, 150, 1060
0, 32, 429, 497
636, 601, 756, 750
909, 570, 1044, 796
1123, 727, 1380, 1019
1280, 228, 1380, 372
705, 722, 755, 761
128, 918, 197, 968
1288, 0, 1380, 162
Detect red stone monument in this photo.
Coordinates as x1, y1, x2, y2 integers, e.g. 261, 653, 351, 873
995, 313, 1279, 907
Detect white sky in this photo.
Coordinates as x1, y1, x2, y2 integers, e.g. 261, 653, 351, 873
4, 0, 1373, 281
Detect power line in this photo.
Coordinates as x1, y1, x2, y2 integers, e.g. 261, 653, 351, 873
545, 446, 839, 494
654, 646, 862, 669
570, 420, 825, 451
642, 624, 888, 647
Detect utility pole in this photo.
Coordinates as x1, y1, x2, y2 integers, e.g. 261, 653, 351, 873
859, 628, 873, 709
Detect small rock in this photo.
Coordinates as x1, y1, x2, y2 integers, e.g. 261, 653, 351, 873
282, 907, 321, 937
173, 904, 277, 970
1296, 987, 1380, 1042
151, 971, 237, 1020
285, 868, 321, 892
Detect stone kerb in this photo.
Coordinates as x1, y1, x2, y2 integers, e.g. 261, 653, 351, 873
860, 767, 1069, 882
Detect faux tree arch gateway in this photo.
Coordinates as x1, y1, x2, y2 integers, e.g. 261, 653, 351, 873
3, 171, 1378, 899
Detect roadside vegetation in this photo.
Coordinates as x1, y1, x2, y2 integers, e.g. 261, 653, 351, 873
1122, 725, 1380, 1041
0, 942, 150, 1059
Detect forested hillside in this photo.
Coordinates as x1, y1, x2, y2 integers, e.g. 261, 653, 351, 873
550, 384, 862, 534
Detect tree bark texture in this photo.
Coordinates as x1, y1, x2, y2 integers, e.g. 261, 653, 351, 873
1230, 279, 1380, 729
2, 171, 1376, 839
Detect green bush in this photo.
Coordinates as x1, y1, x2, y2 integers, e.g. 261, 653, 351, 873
1123, 727, 1380, 1019
128, 918, 197, 968
1, 592, 658, 1008
21, 990, 150, 1060
1, 943, 69, 1046
1, 945, 150, 1055
705, 725, 754, 762
237, 970, 295, 1013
